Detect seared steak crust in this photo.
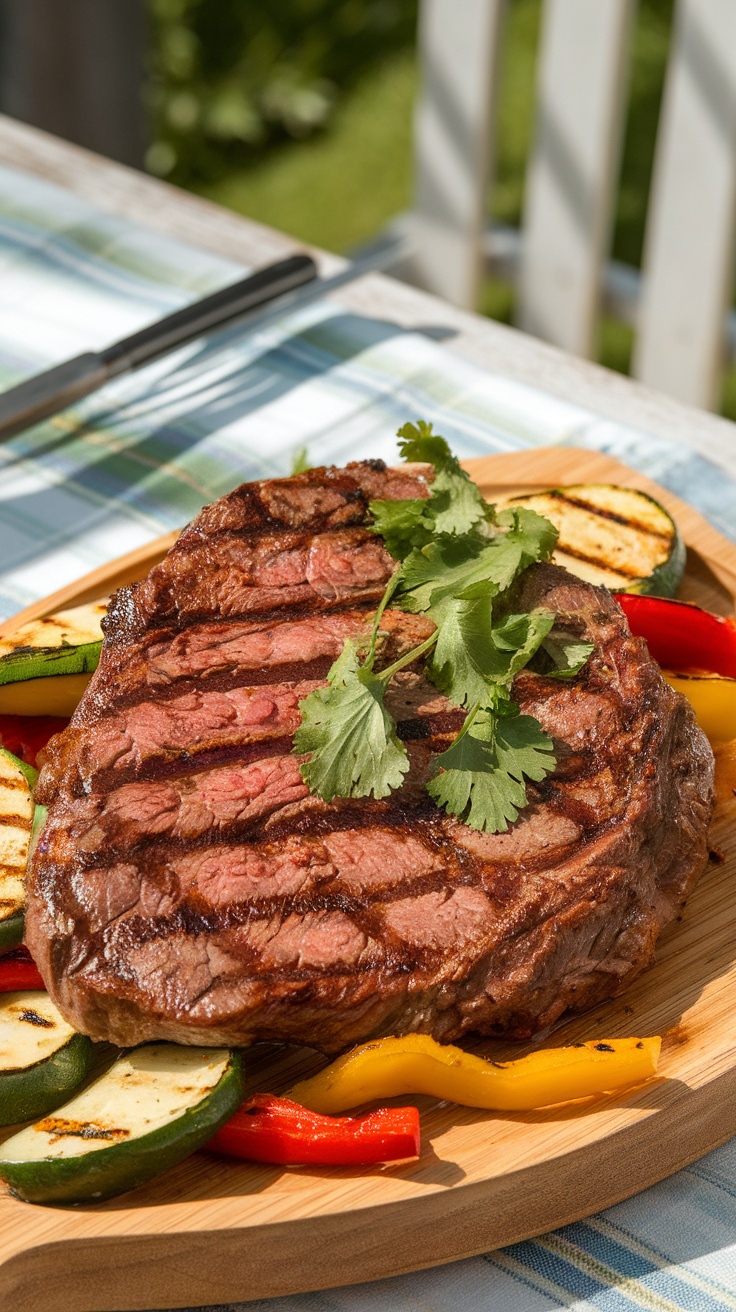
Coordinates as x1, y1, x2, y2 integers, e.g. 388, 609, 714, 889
27, 461, 715, 1051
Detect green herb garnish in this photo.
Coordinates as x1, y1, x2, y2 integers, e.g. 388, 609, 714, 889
290, 445, 312, 474
427, 704, 556, 832
293, 422, 594, 832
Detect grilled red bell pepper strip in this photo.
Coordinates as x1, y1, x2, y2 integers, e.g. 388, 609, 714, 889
207, 1094, 421, 1165
616, 593, 736, 678
0, 947, 44, 992
0, 715, 69, 769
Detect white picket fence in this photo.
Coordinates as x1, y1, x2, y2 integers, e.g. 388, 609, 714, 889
405, 0, 736, 412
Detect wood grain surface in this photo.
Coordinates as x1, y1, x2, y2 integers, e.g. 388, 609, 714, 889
1, 447, 735, 1312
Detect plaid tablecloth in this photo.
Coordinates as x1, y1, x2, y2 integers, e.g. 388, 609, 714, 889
2, 165, 736, 1312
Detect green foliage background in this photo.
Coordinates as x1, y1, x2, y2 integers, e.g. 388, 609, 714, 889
148, 0, 736, 418
148, 0, 418, 184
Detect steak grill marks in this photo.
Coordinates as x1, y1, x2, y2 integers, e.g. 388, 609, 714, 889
28, 461, 715, 1052
86, 608, 436, 710
130, 526, 397, 630
48, 714, 619, 867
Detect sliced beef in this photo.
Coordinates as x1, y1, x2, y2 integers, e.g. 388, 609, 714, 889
82, 608, 434, 706
131, 526, 396, 628
180, 460, 428, 542
27, 460, 715, 1051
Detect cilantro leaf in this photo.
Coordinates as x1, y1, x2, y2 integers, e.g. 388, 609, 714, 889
427, 595, 497, 708
490, 608, 556, 682
426, 601, 555, 709
494, 710, 557, 783
398, 535, 492, 613
541, 631, 595, 679
488, 507, 559, 587
291, 422, 586, 831
396, 419, 459, 469
290, 445, 312, 474
397, 507, 558, 616
493, 501, 556, 564
397, 421, 489, 535
294, 642, 409, 801
368, 497, 433, 560
427, 707, 556, 832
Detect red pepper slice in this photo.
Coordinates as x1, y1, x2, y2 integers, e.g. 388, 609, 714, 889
0, 714, 69, 768
0, 948, 44, 992
616, 594, 736, 679
207, 1094, 421, 1165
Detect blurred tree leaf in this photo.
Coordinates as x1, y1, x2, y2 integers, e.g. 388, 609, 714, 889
147, 0, 418, 183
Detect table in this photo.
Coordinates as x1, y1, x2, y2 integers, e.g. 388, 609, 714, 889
0, 113, 733, 475
1, 113, 736, 1312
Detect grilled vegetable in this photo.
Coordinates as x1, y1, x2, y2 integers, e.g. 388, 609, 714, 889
0, 748, 37, 953
662, 673, 736, 743
0, 715, 70, 768
713, 740, 736, 805
0, 602, 105, 716
617, 593, 736, 677
0, 991, 94, 1126
289, 1033, 662, 1114
0, 1043, 245, 1204
506, 484, 685, 596
208, 1094, 421, 1165
0, 949, 45, 992
615, 595, 736, 743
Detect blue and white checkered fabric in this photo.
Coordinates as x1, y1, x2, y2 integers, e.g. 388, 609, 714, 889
1, 164, 736, 1312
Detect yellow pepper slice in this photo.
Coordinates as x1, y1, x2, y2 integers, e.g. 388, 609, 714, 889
288, 1033, 661, 1114
0, 673, 91, 717
663, 672, 736, 744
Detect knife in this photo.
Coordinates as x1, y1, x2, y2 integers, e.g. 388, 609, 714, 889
0, 252, 322, 442
0, 233, 413, 444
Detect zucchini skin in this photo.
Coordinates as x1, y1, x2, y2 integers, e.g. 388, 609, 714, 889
0, 911, 24, 955
509, 484, 686, 598
0, 750, 38, 792
625, 526, 686, 598
0, 1033, 95, 1127
0, 1048, 246, 1205
0, 640, 102, 687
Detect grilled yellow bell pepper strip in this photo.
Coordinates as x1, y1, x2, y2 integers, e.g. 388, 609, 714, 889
288, 1034, 661, 1115
0, 673, 92, 717
663, 673, 736, 744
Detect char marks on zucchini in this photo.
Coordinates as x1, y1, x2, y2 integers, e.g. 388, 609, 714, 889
0, 1044, 244, 1204
506, 484, 685, 596
27, 461, 714, 1052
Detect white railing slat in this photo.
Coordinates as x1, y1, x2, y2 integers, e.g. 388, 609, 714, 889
409, 0, 506, 310
634, 0, 736, 409
517, 0, 635, 357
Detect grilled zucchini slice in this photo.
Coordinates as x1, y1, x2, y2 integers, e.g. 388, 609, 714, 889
0, 991, 94, 1126
506, 484, 685, 597
0, 602, 105, 716
0, 1043, 245, 1204
0, 749, 37, 953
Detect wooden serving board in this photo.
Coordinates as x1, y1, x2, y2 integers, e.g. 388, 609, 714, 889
2, 446, 736, 1312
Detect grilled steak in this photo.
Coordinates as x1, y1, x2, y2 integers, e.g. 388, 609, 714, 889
27, 461, 715, 1051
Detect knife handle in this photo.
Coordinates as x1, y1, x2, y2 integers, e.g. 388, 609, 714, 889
102, 253, 318, 375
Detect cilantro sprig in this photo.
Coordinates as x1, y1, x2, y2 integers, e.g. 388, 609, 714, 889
427, 704, 556, 832
294, 422, 594, 832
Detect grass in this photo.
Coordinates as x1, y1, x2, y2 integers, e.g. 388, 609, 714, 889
196, 0, 736, 421
200, 49, 417, 254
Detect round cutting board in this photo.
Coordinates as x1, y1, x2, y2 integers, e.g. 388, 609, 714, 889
2, 447, 736, 1312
